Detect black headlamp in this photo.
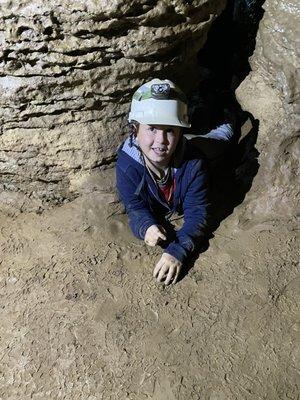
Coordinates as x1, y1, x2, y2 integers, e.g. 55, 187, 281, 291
151, 83, 171, 99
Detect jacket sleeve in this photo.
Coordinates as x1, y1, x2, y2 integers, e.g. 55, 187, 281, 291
116, 164, 158, 240
201, 123, 234, 141
165, 159, 209, 263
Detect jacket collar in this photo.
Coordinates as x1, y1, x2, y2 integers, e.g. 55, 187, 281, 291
120, 136, 144, 166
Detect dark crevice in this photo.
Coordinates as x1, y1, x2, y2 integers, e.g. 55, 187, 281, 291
75, 61, 110, 70
43, 26, 54, 36
11, 46, 49, 55
19, 108, 72, 121
16, 26, 32, 36
94, 89, 130, 101
181, 0, 266, 276
131, 44, 183, 63
95, 155, 117, 168
36, 177, 61, 184
97, 28, 131, 39
74, 20, 134, 39
44, 34, 65, 41
64, 46, 107, 57
1, 70, 69, 78
196, 0, 265, 93
73, 30, 92, 38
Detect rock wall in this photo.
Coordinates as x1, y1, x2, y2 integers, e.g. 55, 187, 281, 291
236, 0, 299, 219
0, 0, 226, 207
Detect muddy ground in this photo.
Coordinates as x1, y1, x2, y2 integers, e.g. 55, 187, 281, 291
0, 168, 299, 400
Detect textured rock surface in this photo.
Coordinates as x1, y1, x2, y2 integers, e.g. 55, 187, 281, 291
0, 0, 226, 206
236, 0, 299, 218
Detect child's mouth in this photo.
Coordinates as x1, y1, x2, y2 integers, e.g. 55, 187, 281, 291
152, 147, 167, 156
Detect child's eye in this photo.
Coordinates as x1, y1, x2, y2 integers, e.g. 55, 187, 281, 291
166, 128, 175, 136
148, 126, 156, 132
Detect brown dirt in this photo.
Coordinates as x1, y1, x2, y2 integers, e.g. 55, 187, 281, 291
0, 172, 299, 400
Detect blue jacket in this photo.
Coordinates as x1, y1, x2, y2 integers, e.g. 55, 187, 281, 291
116, 136, 209, 263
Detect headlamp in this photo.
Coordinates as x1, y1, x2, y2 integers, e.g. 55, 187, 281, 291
151, 83, 171, 99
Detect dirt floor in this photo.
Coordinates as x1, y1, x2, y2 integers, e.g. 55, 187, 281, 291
0, 169, 299, 400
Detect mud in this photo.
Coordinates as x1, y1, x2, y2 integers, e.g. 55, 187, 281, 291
0, 0, 299, 398
0, 170, 299, 400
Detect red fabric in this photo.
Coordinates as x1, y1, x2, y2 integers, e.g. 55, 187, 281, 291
159, 177, 176, 203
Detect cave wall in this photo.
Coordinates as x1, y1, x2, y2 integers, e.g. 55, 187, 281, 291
0, 0, 226, 208
236, 0, 299, 219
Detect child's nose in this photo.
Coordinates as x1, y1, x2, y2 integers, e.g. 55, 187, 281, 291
155, 130, 168, 144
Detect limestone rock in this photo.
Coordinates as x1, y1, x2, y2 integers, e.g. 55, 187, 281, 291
236, 0, 299, 218
0, 0, 227, 207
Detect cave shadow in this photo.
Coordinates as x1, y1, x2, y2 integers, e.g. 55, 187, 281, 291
176, 0, 265, 281
177, 116, 260, 282
205, 114, 260, 234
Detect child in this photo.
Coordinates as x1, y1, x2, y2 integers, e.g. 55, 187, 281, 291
116, 78, 233, 285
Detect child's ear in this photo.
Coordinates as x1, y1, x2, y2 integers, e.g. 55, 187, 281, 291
129, 122, 138, 136
132, 124, 138, 136
129, 122, 138, 147
129, 122, 139, 141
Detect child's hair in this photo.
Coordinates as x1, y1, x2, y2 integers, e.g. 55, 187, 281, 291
128, 120, 139, 147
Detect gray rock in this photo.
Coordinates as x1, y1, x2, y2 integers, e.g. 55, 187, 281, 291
0, 0, 226, 208
236, 0, 299, 218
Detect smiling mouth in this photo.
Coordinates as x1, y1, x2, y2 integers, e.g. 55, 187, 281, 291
152, 147, 167, 155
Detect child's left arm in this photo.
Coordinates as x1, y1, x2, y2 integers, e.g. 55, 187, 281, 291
164, 159, 209, 264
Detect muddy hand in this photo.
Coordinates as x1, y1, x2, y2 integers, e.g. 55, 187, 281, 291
144, 225, 167, 247
153, 253, 182, 285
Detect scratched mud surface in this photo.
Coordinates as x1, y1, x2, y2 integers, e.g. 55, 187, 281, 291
0, 171, 299, 400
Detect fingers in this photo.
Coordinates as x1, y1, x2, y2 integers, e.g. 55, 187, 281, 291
157, 264, 169, 282
153, 259, 164, 278
157, 231, 167, 242
172, 269, 180, 285
153, 259, 170, 282
144, 225, 167, 246
153, 226, 167, 242
164, 266, 176, 286
158, 225, 167, 238
153, 253, 182, 285
145, 238, 156, 246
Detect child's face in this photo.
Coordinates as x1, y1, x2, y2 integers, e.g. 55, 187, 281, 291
136, 124, 181, 168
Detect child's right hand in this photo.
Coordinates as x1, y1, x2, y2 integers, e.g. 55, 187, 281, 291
144, 225, 167, 246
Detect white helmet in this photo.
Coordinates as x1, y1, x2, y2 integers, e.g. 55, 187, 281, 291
128, 78, 191, 128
